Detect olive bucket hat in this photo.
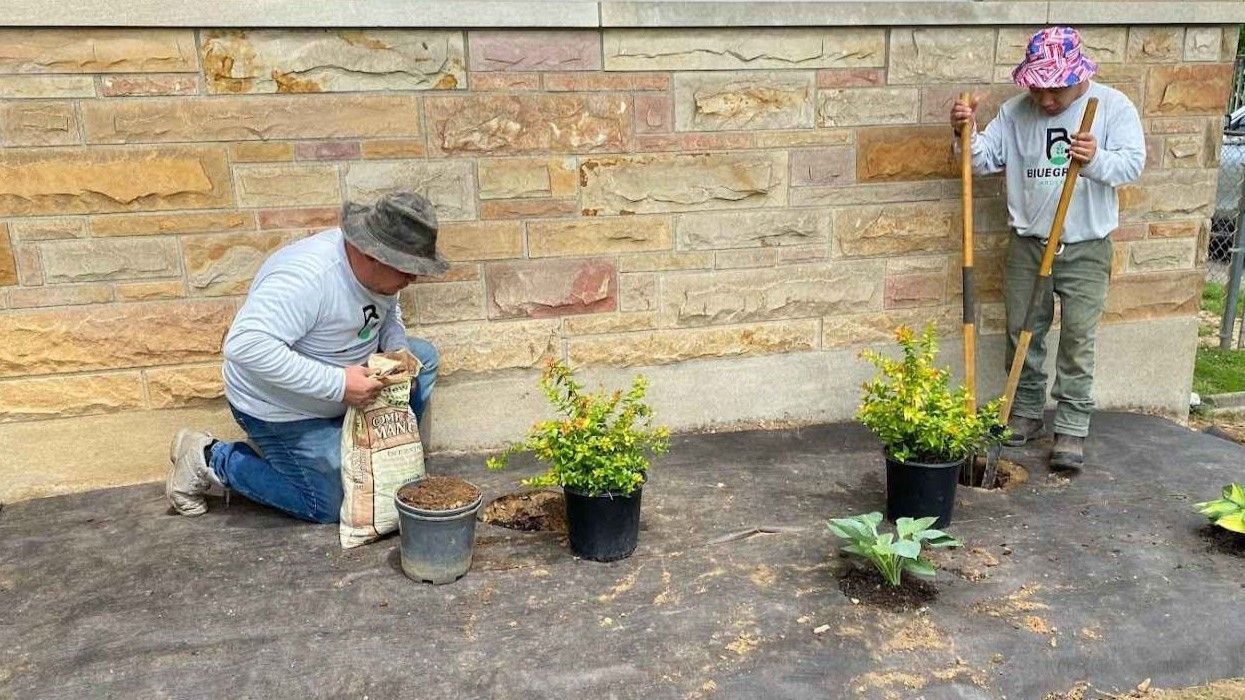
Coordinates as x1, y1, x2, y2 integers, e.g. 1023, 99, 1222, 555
341, 191, 449, 277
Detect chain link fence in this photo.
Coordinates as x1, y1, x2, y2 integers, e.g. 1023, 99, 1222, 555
1208, 49, 1245, 349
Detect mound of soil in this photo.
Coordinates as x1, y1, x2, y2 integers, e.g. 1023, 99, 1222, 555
480, 490, 567, 533
838, 567, 938, 612
397, 475, 480, 511
966, 456, 1029, 490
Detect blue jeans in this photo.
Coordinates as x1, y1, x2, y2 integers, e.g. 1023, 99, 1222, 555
208, 337, 438, 524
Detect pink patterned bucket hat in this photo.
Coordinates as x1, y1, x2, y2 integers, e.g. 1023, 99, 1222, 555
1012, 26, 1097, 88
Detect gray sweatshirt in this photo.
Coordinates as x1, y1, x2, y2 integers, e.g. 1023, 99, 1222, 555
962, 81, 1146, 243
222, 229, 407, 422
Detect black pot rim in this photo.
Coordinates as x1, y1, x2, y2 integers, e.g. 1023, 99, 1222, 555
563, 484, 644, 499
883, 451, 969, 469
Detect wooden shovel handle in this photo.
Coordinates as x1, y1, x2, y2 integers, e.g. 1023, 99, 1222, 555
1037, 97, 1099, 277
959, 92, 977, 411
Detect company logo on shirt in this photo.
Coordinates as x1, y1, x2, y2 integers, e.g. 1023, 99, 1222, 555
1026, 127, 1073, 180
357, 304, 380, 340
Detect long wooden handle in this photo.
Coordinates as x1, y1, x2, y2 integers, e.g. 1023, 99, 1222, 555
959, 91, 976, 412
999, 97, 1099, 425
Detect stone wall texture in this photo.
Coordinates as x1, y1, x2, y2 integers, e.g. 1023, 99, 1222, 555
0, 25, 1235, 423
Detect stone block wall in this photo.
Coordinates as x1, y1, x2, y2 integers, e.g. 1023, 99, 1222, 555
0, 23, 1236, 437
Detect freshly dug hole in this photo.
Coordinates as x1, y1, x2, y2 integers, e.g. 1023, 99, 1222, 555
480, 490, 567, 533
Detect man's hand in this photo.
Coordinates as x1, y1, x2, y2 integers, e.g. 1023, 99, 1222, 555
950, 94, 979, 134
343, 365, 383, 408
1070, 132, 1097, 164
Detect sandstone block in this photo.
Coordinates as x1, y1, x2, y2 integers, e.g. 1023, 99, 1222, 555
678, 209, 829, 250
885, 273, 946, 309
1127, 27, 1184, 63
145, 365, 225, 409
183, 231, 297, 296
0, 75, 95, 98
486, 258, 616, 319
857, 126, 956, 182
716, 249, 776, 269
997, 27, 1126, 65
0, 146, 231, 217
294, 141, 362, 161
257, 208, 339, 230
471, 72, 542, 91
619, 273, 657, 313
0, 372, 145, 422
0, 300, 234, 377
100, 74, 199, 97
817, 68, 886, 88
835, 202, 957, 257
360, 140, 427, 160
0, 102, 79, 147
823, 306, 959, 348
413, 281, 485, 324
417, 262, 479, 284
789, 147, 855, 187
1127, 238, 1196, 272
529, 217, 672, 257
478, 157, 577, 199
674, 71, 815, 132
91, 211, 254, 237
1119, 169, 1217, 222
818, 88, 919, 127
754, 129, 853, 149
7, 217, 85, 242
543, 72, 668, 92
436, 222, 523, 261
1163, 134, 1205, 169
633, 132, 755, 152
603, 29, 885, 71
634, 93, 673, 134
920, 84, 1020, 126
1148, 221, 1201, 239
230, 142, 296, 163
1112, 224, 1148, 242
889, 28, 995, 84
790, 180, 950, 207
83, 94, 423, 144
618, 251, 714, 273
202, 29, 465, 93
1104, 270, 1200, 323
115, 280, 186, 302
42, 238, 180, 284
13, 244, 40, 286
480, 198, 579, 220
662, 261, 884, 326
581, 151, 787, 215
426, 93, 630, 155
235, 164, 341, 208
1184, 27, 1223, 62
568, 320, 818, 367
345, 160, 476, 221
468, 30, 600, 72
418, 319, 559, 375
0, 29, 197, 74
777, 246, 829, 265
562, 311, 662, 336
1145, 64, 1234, 116
6, 283, 114, 309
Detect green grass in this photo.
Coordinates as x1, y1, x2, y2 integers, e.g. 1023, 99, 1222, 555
1194, 282, 1245, 395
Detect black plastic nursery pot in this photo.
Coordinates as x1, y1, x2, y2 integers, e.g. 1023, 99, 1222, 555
563, 485, 642, 562
884, 453, 965, 529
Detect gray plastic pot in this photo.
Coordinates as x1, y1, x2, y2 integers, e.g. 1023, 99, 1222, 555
394, 481, 482, 585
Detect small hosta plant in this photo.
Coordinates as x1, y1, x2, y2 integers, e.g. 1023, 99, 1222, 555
1196, 483, 1245, 534
828, 511, 961, 587
487, 360, 670, 497
858, 324, 1007, 463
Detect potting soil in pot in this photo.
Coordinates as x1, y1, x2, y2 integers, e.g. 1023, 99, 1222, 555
397, 476, 480, 512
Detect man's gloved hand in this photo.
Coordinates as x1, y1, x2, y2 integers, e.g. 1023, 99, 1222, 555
343, 365, 383, 407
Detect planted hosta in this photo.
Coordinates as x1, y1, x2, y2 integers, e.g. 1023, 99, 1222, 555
1196, 483, 1245, 534
828, 511, 962, 587
488, 360, 670, 562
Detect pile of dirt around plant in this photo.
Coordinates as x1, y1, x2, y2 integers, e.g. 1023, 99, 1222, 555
396, 475, 480, 511
480, 490, 567, 533
1200, 525, 1245, 558
838, 567, 938, 612
967, 456, 1029, 490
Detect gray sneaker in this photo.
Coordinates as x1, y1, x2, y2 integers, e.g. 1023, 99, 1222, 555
1049, 433, 1084, 471
167, 429, 221, 516
1004, 416, 1044, 447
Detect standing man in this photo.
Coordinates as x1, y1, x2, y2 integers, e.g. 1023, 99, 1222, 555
951, 27, 1146, 470
166, 191, 448, 521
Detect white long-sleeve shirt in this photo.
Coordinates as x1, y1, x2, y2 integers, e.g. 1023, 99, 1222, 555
960, 82, 1146, 243
222, 228, 407, 422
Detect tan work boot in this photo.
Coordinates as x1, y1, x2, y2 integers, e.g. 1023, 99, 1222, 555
166, 429, 222, 516
1049, 433, 1084, 471
1004, 416, 1044, 447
